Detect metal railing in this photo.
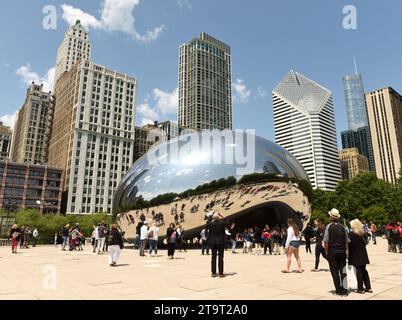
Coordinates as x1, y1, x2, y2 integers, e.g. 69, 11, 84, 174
0, 239, 10, 246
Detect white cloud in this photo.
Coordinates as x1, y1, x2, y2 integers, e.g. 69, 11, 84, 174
233, 79, 251, 104
141, 118, 155, 126
153, 87, 178, 114
137, 87, 178, 125
177, 0, 192, 10
0, 112, 18, 129
61, 4, 102, 29
16, 63, 55, 92
61, 0, 164, 43
138, 101, 159, 121
256, 86, 267, 99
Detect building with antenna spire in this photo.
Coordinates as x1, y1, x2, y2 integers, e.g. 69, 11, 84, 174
340, 58, 375, 172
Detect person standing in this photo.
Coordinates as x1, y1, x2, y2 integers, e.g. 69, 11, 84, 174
200, 227, 209, 255
370, 222, 377, 245
139, 221, 149, 257
311, 219, 327, 272
147, 223, 159, 257
206, 211, 229, 278
62, 224, 69, 251
282, 218, 303, 273
253, 225, 262, 256
349, 219, 373, 294
229, 222, 237, 254
166, 223, 177, 259
323, 208, 350, 296
107, 224, 124, 267
272, 227, 282, 255
96, 223, 107, 254
262, 226, 272, 255
303, 223, 314, 254
9, 224, 21, 253
32, 228, 39, 247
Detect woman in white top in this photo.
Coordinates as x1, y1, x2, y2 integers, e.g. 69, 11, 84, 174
282, 218, 303, 273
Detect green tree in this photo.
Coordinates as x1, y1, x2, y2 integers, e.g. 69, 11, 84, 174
310, 209, 330, 225
361, 205, 389, 225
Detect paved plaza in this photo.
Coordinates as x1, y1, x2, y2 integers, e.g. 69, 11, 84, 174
0, 239, 401, 300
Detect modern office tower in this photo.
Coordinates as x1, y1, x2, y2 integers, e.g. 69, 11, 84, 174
133, 124, 163, 162
54, 20, 91, 86
0, 122, 12, 160
341, 127, 375, 172
343, 74, 368, 130
365, 87, 402, 185
339, 148, 369, 180
11, 83, 53, 165
48, 60, 137, 214
341, 71, 375, 171
272, 70, 341, 191
178, 32, 232, 130
0, 161, 64, 214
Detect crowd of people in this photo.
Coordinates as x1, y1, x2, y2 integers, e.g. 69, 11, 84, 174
8, 225, 39, 253
8, 203, 399, 296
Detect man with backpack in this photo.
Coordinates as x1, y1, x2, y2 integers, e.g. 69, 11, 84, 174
324, 208, 350, 296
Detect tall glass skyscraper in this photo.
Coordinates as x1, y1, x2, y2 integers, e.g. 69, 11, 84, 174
341, 71, 375, 172
343, 74, 368, 130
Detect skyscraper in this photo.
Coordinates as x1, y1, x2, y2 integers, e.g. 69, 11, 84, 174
54, 20, 91, 86
48, 60, 137, 214
341, 68, 375, 171
341, 127, 375, 171
11, 83, 53, 165
365, 87, 402, 185
339, 148, 369, 180
343, 74, 368, 130
0, 122, 12, 160
272, 70, 341, 191
178, 32, 232, 130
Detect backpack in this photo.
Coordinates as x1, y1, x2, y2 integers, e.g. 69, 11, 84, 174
169, 231, 177, 243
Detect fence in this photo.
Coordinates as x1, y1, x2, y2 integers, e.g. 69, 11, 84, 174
0, 216, 15, 238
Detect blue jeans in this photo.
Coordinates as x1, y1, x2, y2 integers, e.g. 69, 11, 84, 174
149, 239, 158, 255
202, 241, 209, 255
231, 239, 237, 252
62, 236, 68, 249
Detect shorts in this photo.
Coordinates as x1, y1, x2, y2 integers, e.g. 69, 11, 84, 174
290, 240, 300, 248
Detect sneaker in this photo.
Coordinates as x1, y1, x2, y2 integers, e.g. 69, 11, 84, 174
218, 274, 226, 278
211, 273, 218, 278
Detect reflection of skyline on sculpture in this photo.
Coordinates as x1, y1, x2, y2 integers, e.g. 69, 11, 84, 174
114, 131, 312, 240
113, 131, 310, 208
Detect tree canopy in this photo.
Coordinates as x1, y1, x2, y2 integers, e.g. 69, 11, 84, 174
312, 172, 402, 225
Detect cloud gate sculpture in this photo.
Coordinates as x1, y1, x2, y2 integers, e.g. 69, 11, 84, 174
113, 131, 312, 241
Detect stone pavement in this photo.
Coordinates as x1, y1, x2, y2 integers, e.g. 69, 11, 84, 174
0, 238, 401, 300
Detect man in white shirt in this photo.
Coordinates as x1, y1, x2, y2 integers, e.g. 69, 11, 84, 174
139, 221, 149, 257
32, 228, 39, 247
147, 223, 160, 257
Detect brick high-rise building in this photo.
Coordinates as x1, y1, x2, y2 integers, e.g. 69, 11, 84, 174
0, 122, 12, 160
54, 20, 91, 86
11, 83, 53, 165
48, 60, 137, 214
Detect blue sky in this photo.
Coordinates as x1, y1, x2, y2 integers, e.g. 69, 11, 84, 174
0, 0, 401, 147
